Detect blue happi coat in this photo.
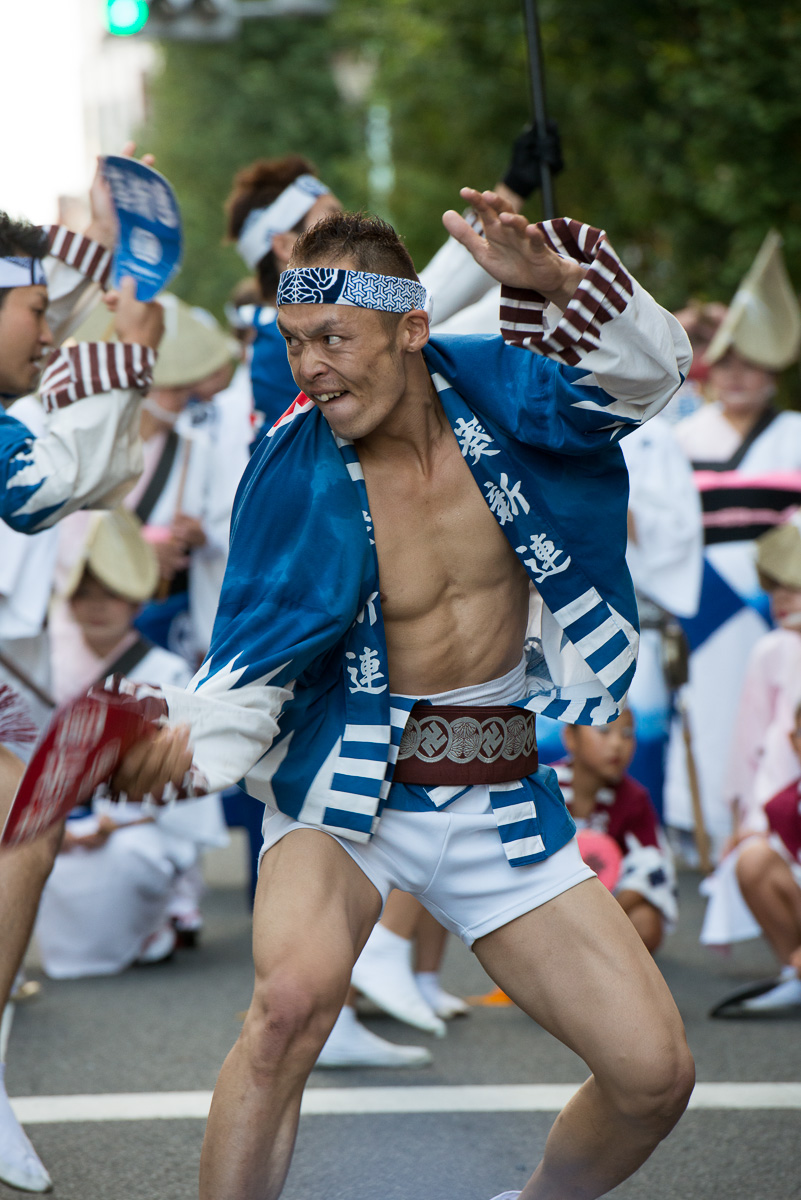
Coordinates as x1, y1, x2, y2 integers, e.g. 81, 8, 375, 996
179, 327, 683, 868
1, 226, 154, 533
0, 414, 67, 531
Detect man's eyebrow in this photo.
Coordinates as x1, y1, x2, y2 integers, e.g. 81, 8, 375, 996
276, 315, 345, 339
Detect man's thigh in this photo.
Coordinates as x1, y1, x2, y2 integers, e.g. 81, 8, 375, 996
474, 878, 687, 1085
252, 827, 383, 992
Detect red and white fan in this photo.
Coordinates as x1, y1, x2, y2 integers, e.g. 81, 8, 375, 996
1, 690, 162, 848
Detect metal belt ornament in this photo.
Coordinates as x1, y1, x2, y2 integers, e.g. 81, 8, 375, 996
393, 704, 538, 786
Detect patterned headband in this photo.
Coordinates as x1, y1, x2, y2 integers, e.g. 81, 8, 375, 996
0, 257, 47, 289
237, 175, 330, 270
277, 267, 429, 314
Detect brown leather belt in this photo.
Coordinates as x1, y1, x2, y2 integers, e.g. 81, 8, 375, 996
393, 704, 538, 786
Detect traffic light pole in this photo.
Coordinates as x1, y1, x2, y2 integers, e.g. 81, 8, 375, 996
105, 0, 333, 41
238, 0, 332, 13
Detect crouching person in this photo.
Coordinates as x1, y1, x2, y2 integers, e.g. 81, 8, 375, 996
34, 510, 227, 978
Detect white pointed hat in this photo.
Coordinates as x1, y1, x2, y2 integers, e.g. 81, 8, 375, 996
705, 230, 801, 371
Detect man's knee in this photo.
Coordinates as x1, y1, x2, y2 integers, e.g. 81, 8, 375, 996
603, 1033, 695, 1132
736, 839, 781, 895
241, 973, 343, 1079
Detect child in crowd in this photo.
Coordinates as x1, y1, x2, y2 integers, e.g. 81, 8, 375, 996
701, 520, 801, 952
720, 725, 801, 1013
555, 709, 678, 952
722, 520, 801, 839
34, 510, 228, 978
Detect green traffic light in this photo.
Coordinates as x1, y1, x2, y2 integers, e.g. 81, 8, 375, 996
106, 0, 149, 36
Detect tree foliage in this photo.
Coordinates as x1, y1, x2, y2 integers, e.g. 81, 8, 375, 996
141, 0, 801, 320
335, 0, 801, 312
140, 12, 362, 316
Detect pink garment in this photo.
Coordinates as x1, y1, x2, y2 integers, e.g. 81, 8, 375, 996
724, 627, 801, 835
54, 433, 170, 612
124, 431, 169, 513
48, 598, 138, 706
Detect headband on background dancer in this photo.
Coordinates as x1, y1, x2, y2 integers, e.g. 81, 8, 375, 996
0, 257, 47, 288
277, 267, 430, 315
237, 175, 331, 270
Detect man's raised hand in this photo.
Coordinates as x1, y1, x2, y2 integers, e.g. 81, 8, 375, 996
86, 141, 156, 250
442, 187, 586, 310
104, 276, 164, 350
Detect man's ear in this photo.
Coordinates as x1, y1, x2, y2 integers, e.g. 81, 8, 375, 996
400, 309, 430, 353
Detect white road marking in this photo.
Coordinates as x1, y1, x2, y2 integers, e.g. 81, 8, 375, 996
10, 1082, 801, 1124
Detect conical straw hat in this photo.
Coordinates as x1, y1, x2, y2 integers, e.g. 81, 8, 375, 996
64, 509, 159, 603
755, 519, 801, 590
706, 231, 801, 371
67, 294, 238, 389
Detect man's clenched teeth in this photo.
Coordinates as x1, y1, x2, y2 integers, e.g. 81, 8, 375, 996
313, 390, 346, 403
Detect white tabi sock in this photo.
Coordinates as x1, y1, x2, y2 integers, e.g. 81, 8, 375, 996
351, 925, 446, 1036
415, 971, 470, 1019
316, 1005, 432, 1069
741, 966, 801, 1012
0, 1063, 53, 1193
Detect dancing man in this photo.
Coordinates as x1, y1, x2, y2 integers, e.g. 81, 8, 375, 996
117, 191, 695, 1200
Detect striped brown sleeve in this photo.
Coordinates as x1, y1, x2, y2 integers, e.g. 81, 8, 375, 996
499, 218, 635, 367
42, 224, 113, 289
38, 342, 156, 412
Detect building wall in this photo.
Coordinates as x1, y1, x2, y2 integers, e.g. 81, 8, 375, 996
0, 0, 154, 224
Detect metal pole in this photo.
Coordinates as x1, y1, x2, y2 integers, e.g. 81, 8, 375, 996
522, 0, 555, 219
236, 0, 332, 16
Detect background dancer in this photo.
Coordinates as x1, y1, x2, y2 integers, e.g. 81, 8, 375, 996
35, 509, 228, 978
664, 233, 801, 858
700, 521, 801, 955
0, 190, 163, 1192
113, 192, 694, 1200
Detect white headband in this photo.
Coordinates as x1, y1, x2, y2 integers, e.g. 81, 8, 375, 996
237, 175, 330, 270
224, 301, 257, 331
0, 257, 47, 289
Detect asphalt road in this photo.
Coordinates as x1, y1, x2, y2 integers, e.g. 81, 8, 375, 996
4, 846, 799, 1200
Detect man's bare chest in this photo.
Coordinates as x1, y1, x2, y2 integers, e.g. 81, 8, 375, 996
360, 437, 526, 618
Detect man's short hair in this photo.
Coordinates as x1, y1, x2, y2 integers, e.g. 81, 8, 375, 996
288, 211, 419, 283
0, 212, 48, 311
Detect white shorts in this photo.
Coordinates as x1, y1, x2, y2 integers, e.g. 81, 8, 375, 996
260, 787, 595, 947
